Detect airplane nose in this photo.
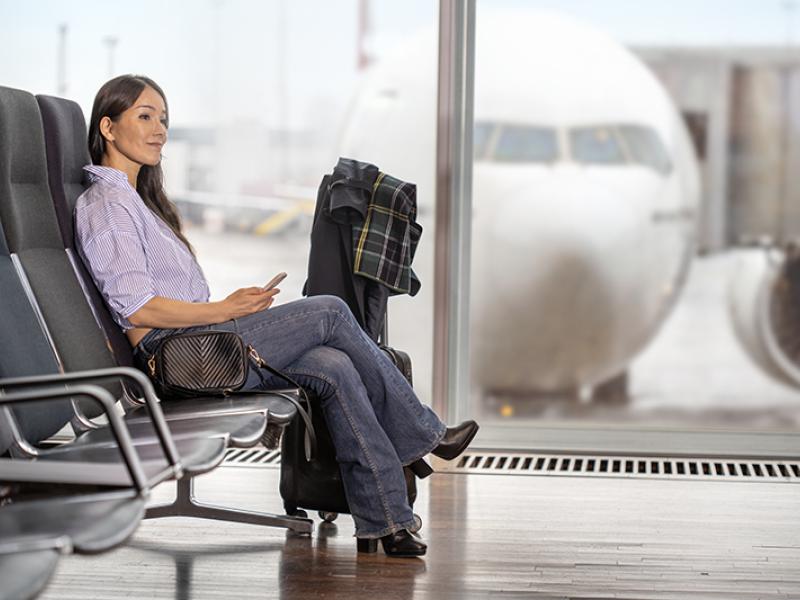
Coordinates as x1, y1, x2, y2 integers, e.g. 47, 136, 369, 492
477, 177, 645, 286
469, 173, 666, 392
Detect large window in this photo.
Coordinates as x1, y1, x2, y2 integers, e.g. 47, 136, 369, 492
5, 0, 799, 456
461, 0, 800, 455
1, 0, 440, 404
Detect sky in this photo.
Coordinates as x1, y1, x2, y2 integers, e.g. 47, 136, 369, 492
0, 0, 797, 129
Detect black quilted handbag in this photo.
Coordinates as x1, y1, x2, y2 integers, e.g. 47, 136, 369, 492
145, 330, 249, 399
144, 329, 318, 459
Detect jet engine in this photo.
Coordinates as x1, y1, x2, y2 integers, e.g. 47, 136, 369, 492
729, 245, 800, 388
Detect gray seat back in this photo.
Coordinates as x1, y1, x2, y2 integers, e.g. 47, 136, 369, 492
0, 86, 120, 414
36, 94, 134, 368
0, 177, 69, 449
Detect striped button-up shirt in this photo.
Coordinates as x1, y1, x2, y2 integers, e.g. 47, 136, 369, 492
75, 165, 210, 330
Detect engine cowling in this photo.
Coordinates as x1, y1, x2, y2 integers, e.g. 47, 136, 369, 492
728, 246, 800, 388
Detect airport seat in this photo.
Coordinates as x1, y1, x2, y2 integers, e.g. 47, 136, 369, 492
0, 354, 298, 531
33, 91, 302, 433
0, 368, 256, 483
0, 175, 232, 484
32, 90, 311, 531
0, 112, 223, 488
0, 85, 312, 533
0, 434, 64, 600
0, 540, 65, 600
0, 198, 241, 491
0, 489, 144, 555
0, 210, 71, 451
0, 165, 236, 487
0, 85, 119, 421
34, 93, 302, 442
0, 384, 161, 600
0, 385, 150, 557
35, 93, 136, 373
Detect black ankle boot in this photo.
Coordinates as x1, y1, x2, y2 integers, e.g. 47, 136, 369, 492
403, 466, 418, 506
431, 420, 479, 461
357, 530, 427, 557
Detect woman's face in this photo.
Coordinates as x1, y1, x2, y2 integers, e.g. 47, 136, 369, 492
101, 85, 168, 168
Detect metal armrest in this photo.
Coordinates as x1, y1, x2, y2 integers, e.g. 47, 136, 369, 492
0, 367, 180, 471
0, 385, 153, 494
266, 391, 303, 426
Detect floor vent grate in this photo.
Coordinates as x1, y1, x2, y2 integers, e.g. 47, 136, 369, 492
223, 448, 282, 467
221, 448, 800, 482
440, 452, 800, 482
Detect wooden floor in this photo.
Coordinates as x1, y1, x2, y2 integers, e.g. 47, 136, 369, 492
39, 466, 800, 600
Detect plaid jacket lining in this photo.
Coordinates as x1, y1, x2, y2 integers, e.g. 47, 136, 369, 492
352, 172, 421, 294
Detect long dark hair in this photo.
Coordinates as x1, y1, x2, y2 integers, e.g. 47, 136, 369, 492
88, 74, 193, 254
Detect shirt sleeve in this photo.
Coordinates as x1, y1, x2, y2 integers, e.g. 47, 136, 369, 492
79, 229, 157, 327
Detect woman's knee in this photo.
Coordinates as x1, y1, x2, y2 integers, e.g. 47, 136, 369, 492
294, 345, 357, 383
317, 346, 358, 383
306, 295, 353, 320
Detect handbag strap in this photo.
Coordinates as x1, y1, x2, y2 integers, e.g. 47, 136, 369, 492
246, 345, 317, 461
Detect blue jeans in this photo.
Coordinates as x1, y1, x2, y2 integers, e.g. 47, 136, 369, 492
136, 295, 446, 538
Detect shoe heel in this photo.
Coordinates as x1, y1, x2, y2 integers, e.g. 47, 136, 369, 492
357, 538, 378, 553
408, 458, 433, 479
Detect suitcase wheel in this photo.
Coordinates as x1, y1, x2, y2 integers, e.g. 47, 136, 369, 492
288, 508, 308, 518
318, 511, 339, 523
409, 513, 423, 533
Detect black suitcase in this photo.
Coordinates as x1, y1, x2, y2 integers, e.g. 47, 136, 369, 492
279, 346, 423, 527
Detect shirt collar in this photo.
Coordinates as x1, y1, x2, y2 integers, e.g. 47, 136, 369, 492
83, 164, 133, 188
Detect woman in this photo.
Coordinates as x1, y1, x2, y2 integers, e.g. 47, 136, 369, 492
74, 74, 479, 557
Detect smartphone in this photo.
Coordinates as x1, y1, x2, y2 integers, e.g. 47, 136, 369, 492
262, 271, 287, 291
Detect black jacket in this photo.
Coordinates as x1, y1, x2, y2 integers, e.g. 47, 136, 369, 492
304, 159, 393, 341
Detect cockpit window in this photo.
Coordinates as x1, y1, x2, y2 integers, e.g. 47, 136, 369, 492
493, 125, 558, 163
618, 125, 672, 175
474, 121, 672, 174
569, 126, 625, 164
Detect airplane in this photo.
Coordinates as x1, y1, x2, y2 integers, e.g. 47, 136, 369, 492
729, 244, 800, 391
337, 11, 701, 407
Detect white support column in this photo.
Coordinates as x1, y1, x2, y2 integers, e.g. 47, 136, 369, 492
432, 0, 476, 422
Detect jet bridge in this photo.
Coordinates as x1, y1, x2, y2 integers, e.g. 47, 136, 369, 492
637, 46, 800, 388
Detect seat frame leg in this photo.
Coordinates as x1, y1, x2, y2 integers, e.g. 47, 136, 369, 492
144, 477, 313, 534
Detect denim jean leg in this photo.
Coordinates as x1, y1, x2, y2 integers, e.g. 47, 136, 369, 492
282, 346, 416, 538
318, 297, 447, 463
136, 297, 440, 538
233, 296, 446, 464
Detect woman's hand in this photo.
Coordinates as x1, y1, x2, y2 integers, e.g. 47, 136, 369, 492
127, 287, 282, 330
221, 286, 280, 320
